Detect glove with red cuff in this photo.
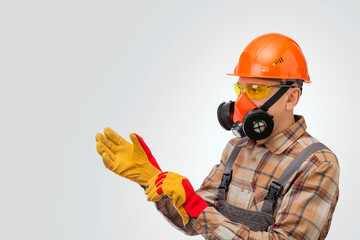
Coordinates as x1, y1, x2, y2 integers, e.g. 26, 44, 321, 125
145, 171, 208, 226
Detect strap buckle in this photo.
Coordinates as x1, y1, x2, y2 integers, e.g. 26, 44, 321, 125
219, 170, 233, 191
265, 181, 284, 206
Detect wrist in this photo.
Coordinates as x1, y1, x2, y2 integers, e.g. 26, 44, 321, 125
134, 162, 162, 186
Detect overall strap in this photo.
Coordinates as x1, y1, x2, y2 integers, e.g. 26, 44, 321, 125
219, 137, 249, 201
261, 142, 329, 215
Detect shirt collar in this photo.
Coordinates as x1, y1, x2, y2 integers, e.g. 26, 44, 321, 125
238, 115, 307, 154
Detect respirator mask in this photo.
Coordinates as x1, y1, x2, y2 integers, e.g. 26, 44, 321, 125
217, 80, 294, 140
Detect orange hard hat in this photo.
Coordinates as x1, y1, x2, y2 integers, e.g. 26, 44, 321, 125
227, 33, 310, 83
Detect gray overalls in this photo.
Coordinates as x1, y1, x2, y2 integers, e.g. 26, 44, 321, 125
217, 137, 328, 231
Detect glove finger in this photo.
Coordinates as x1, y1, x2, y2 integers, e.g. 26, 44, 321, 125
155, 174, 167, 186
155, 178, 165, 188
97, 142, 116, 160
102, 152, 113, 169
104, 127, 129, 146
130, 133, 163, 172
144, 187, 151, 196
151, 188, 164, 201
157, 171, 168, 178
160, 181, 186, 205
146, 173, 159, 186
176, 206, 190, 226
145, 174, 160, 191
96, 133, 118, 153
129, 133, 146, 153
96, 141, 104, 156
145, 175, 164, 201
145, 176, 163, 197
145, 181, 159, 198
147, 186, 164, 202
145, 178, 157, 195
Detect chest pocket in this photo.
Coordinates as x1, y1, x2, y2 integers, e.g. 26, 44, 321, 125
226, 182, 253, 209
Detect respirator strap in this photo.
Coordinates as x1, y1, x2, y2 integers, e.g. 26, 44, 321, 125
260, 81, 294, 112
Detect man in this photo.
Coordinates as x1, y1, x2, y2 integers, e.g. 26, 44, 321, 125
96, 33, 339, 239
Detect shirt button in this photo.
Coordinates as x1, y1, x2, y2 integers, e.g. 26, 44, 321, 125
251, 157, 256, 162
195, 223, 201, 230
241, 187, 245, 192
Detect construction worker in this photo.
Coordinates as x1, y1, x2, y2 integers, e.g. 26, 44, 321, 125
96, 33, 339, 239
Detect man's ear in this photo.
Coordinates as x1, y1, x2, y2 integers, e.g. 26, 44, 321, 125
285, 87, 301, 111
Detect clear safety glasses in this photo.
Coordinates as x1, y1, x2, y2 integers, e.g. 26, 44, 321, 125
234, 83, 293, 100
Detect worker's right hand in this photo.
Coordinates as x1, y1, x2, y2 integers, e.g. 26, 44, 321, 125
96, 127, 162, 186
145, 171, 208, 226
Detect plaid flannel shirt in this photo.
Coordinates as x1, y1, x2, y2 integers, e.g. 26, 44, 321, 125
153, 115, 340, 239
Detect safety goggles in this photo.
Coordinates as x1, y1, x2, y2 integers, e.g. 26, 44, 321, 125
234, 83, 293, 100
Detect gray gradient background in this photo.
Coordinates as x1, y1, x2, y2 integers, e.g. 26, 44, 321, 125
1, 0, 359, 239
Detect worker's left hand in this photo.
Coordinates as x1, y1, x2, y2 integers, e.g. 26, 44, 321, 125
96, 127, 162, 186
145, 171, 208, 226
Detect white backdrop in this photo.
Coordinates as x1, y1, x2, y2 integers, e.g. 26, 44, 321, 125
1, 0, 359, 239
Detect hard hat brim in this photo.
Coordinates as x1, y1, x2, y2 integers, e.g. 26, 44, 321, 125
226, 73, 311, 84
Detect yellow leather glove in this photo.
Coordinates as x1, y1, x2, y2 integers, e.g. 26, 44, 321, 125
96, 127, 162, 186
145, 172, 208, 226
